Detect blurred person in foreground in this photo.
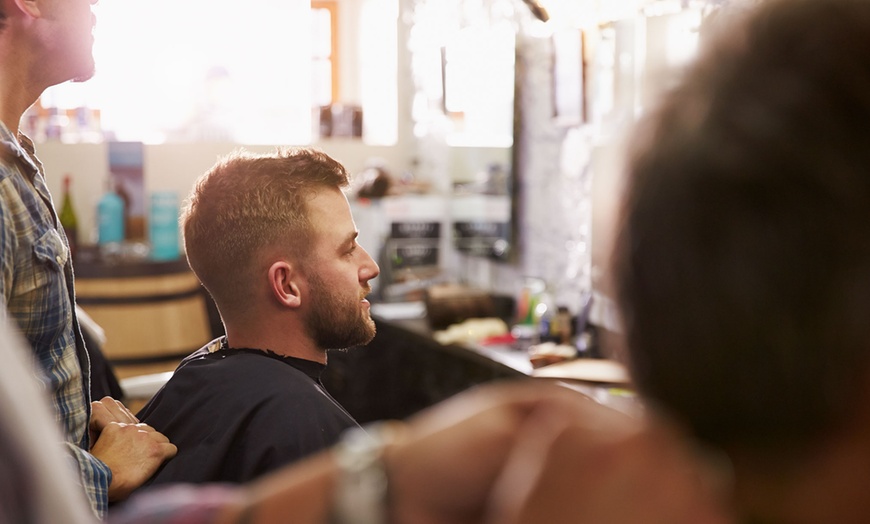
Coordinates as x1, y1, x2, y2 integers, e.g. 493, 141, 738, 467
0, 0, 175, 516
612, 0, 870, 521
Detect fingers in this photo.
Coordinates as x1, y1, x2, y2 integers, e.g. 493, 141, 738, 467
89, 397, 141, 445
99, 396, 139, 423
135, 423, 177, 455
91, 421, 177, 501
98, 421, 177, 457
90, 396, 139, 434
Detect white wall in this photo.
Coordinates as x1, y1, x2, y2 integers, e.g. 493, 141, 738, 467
38, 141, 405, 244
38, 140, 508, 244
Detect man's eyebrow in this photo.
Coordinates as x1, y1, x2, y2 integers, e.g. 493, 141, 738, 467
342, 231, 359, 248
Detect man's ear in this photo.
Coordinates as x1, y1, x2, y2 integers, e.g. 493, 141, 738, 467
268, 260, 302, 309
13, 0, 42, 18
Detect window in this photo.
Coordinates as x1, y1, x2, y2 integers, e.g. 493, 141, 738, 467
31, 0, 397, 145
408, 0, 516, 148
312, 2, 339, 106
440, 22, 516, 146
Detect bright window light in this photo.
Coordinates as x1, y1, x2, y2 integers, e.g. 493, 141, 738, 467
408, 0, 515, 148
360, 0, 399, 145
42, 0, 312, 144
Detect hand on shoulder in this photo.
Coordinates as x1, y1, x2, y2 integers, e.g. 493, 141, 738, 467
89, 397, 177, 502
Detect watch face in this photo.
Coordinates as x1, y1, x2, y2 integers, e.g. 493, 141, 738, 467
331, 423, 400, 524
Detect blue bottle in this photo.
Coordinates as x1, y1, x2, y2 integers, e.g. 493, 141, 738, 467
97, 180, 125, 245
149, 191, 180, 261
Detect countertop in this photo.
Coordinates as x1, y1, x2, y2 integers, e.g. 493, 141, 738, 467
370, 300, 641, 416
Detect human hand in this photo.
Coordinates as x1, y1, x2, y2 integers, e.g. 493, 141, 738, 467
90, 421, 177, 502
384, 380, 600, 524
485, 397, 734, 524
89, 396, 139, 445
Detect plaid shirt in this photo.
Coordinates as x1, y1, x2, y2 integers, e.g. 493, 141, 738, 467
0, 122, 110, 517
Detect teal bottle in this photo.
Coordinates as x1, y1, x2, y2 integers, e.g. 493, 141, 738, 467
97, 180, 125, 245
149, 191, 180, 261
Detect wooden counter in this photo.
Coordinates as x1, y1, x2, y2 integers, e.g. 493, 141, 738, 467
74, 252, 214, 379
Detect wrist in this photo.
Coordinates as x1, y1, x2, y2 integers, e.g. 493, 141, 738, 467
107, 474, 132, 502
329, 421, 406, 524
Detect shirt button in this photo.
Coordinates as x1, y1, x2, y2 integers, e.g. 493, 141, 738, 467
56, 255, 64, 264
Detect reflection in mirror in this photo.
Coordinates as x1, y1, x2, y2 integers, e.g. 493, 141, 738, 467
408, 0, 516, 148
405, 0, 519, 264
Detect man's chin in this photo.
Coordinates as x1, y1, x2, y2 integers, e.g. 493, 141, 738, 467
317, 318, 376, 351
351, 319, 377, 348
71, 73, 95, 84
71, 64, 96, 84
352, 321, 376, 348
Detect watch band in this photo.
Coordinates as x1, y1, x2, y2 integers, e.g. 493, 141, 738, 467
329, 421, 405, 524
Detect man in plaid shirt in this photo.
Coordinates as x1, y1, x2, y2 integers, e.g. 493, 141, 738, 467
0, 0, 176, 517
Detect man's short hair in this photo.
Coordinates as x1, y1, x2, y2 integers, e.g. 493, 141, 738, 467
182, 147, 350, 316
614, 0, 870, 454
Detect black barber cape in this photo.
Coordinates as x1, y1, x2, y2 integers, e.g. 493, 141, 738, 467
136, 338, 359, 489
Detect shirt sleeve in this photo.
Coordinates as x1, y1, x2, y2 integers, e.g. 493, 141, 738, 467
66, 441, 112, 518
0, 182, 16, 306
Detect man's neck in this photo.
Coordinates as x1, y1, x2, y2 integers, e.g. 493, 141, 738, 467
0, 49, 43, 137
0, 91, 29, 138
224, 324, 327, 365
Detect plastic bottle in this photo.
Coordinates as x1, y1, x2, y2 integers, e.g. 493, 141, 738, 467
149, 191, 180, 261
97, 179, 125, 246
555, 305, 573, 345
535, 288, 555, 342
59, 174, 79, 259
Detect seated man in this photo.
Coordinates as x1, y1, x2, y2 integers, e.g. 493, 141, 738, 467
137, 147, 380, 487
611, 0, 870, 521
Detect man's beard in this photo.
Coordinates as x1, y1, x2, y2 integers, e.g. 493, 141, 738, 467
305, 272, 376, 351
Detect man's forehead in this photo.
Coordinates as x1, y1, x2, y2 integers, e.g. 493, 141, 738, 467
306, 186, 351, 217
305, 188, 356, 239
